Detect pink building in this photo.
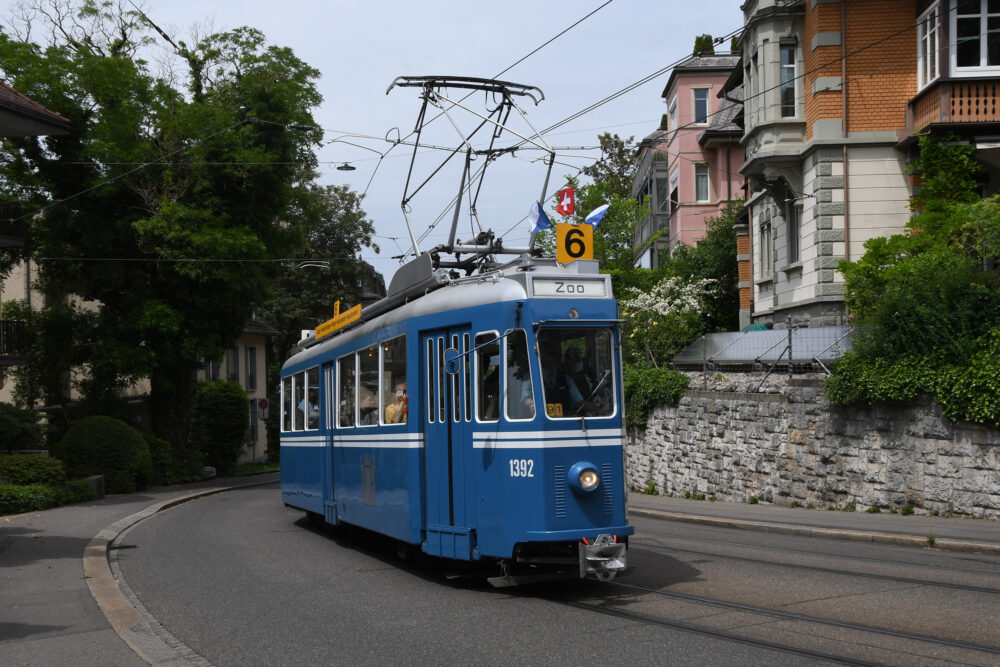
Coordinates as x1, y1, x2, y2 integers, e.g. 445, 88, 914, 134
633, 54, 743, 268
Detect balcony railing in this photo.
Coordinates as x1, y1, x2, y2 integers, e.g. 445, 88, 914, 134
0, 320, 28, 364
0, 199, 24, 246
908, 78, 1000, 135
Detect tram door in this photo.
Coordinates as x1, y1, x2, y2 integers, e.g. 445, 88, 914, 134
421, 327, 475, 559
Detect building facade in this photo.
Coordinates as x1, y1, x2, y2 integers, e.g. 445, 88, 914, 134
633, 54, 744, 268
731, 0, 1000, 328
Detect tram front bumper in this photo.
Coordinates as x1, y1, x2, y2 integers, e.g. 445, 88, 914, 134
579, 534, 627, 581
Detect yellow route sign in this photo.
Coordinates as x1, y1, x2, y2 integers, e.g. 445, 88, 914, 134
316, 300, 361, 339
556, 223, 593, 263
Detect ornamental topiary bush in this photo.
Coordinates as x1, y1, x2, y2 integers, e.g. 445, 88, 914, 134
190, 380, 248, 476
0, 402, 43, 452
58, 416, 152, 493
0, 454, 66, 485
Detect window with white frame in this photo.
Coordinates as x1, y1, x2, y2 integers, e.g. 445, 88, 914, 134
779, 42, 797, 117
695, 164, 710, 202
668, 96, 677, 131
669, 169, 679, 212
786, 203, 801, 264
760, 221, 773, 279
918, 3, 940, 88
693, 89, 709, 124
952, 0, 1000, 75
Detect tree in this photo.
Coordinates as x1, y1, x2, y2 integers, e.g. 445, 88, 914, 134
538, 133, 648, 273
694, 34, 715, 55
0, 1, 368, 448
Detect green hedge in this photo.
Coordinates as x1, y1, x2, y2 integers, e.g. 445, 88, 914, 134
826, 328, 1000, 428
57, 416, 152, 493
0, 479, 95, 515
191, 380, 247, 476
624, 366, 690, 429
0, 454, 66, 485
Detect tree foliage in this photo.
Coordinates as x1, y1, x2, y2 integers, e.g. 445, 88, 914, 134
537, 133, 648, 273
0, 1, 375, 446
830, 136, 1000, 427
693, 34, 715, 55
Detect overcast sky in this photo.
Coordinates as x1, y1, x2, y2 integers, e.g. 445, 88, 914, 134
9, 0, 745, 284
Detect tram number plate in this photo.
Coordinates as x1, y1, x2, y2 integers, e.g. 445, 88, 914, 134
532, 278, 607, 298
509, 458, 535, 478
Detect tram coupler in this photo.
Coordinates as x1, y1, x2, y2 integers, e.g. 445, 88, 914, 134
579, 534, 626, 582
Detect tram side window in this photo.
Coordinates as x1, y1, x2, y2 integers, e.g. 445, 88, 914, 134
505, 329, 535, 420
338, 354, 356, 428
306, 367, 319, 430
382, 336, 407, 424
359, 344, 379, 426
281, 376, 292, 431
475, 332, 500, 421
294, 371, 306, 430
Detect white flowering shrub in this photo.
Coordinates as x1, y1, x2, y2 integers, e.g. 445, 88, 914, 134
620, 276, 715, 366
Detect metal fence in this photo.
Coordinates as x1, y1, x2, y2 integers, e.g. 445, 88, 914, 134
648, 325, 854, 391
0, 320, 28, 362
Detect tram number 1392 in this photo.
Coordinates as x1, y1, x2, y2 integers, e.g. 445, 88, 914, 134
509, 458, 535, 478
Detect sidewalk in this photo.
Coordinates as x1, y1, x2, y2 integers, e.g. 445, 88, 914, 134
628, 492, 1000, 554
0, 472, 280, 666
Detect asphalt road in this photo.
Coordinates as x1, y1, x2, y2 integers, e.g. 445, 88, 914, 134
114, 482, 1000, 666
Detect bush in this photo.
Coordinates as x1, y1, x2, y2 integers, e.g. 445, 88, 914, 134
191, 380, 248, 476
143, 433, 172, 486
0, 402, 43, 452
58, 416, 153, 493
0, 480, 95, 515
0, 483, 59, 514
623, 366, 690, 429
0, 454, 66, 485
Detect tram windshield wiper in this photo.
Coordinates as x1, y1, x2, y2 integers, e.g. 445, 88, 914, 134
575, 368, 611, 419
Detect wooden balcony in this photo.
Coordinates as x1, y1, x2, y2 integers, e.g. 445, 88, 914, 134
908, 78, 1000, 135
0, 199, 24, 247
0, 319, 28, 365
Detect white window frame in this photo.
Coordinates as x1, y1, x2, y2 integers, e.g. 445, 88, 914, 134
760, 221, 773, 280
667, 95, 677, 132
950, 0, 1000, 76
786, 203, 801, 264
918, 2, 941, 89
694, 164, 710, 202
779, 43, 798, 118
692, 88, 710, 125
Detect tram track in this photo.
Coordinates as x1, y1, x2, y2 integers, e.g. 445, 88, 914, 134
630, 535, 1000, 597
633, 524, 1000, 574
543, 579, 1000, 666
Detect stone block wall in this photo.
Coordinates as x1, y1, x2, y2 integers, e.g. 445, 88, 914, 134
626, 377, 1000, 518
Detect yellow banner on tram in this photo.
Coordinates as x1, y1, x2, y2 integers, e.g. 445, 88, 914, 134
315, 300, 361, 339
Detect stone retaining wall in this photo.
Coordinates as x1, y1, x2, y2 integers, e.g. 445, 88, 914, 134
626, 377, 1000, 519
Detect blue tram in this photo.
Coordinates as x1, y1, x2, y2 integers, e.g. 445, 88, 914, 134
280, 255, 632, 583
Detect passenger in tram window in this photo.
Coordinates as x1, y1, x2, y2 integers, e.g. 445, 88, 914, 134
385, 382, 407, 423
540, 346, 596, 417
360, 389, 378, 425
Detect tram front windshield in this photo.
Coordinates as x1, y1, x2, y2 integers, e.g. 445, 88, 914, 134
537, 328, 615, 419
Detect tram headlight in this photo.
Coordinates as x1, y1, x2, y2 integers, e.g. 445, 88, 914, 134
568, 461, 600, 494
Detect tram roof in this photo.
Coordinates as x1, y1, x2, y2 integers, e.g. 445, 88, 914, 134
283, 258, 611, 371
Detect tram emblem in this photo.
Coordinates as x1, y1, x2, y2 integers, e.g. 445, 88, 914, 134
361, 453, 376, 506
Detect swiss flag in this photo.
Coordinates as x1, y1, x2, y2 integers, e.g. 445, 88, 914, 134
555, 186, 575, 216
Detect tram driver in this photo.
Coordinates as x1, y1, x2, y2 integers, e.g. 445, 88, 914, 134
540, 347, 596, 417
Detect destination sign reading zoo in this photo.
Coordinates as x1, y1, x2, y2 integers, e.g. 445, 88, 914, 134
532, 278, 608, 298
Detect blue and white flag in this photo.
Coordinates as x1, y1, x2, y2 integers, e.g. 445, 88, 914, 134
585, 204, 610, 227
528, 200, 552, 233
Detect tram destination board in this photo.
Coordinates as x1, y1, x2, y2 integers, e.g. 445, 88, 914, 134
531, 277, 607, 298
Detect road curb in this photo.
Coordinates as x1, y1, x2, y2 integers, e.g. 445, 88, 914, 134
628, 507, 1000, 555
84, 477, 277, 666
